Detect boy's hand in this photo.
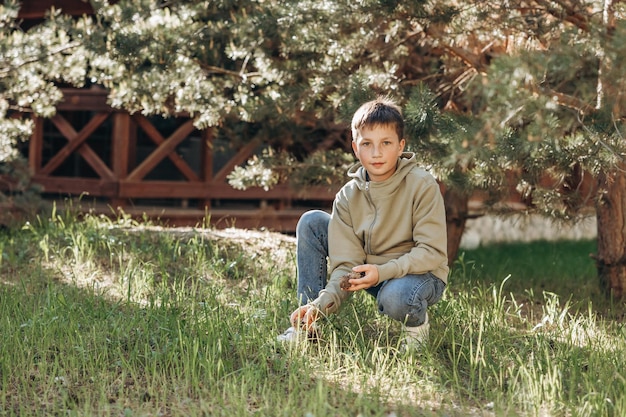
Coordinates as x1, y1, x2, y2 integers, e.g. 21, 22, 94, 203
343, 264, 379, 291
289, 304, 320, 330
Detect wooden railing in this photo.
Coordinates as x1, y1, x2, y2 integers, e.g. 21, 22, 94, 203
25, 88, 337, 231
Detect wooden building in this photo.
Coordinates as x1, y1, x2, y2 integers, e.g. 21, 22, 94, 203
30, 88, 338, 230
13, 1, 337, 231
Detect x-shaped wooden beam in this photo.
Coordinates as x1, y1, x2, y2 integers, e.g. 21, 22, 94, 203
127, 115, 199, 182
40, 112, 114, 180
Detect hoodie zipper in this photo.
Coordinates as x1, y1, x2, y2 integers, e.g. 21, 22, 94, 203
364, 174, 375, 254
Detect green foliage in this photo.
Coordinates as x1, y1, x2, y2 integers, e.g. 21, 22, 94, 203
0, 1, 88, 213
228, 147, 354, 191
460, 2, 626, 215
293, 148, 356, 188
228, 148, 293, 191
1, 0, 626, 231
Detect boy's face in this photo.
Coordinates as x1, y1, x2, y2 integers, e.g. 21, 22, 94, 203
352, 124, 405, 182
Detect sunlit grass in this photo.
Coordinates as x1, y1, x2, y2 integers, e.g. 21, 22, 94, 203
0, 211, 624, 416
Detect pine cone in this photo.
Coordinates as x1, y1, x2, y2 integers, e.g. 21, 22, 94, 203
339, 271, 365, 290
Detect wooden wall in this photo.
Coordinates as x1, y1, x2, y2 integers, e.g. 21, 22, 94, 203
25, 88, 336, 230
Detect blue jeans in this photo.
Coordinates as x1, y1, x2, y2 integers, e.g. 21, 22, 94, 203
295, 210, 446, 327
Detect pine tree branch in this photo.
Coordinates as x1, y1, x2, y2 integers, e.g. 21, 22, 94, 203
0, 41, 80, 78
196, 61, 261, 80
534, 85, 595, 114
425, 25, 486, 72
577, 111, 626, 166
533, 0, 590, 31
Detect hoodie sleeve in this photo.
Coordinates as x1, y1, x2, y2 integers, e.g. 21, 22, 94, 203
309, 189, 365, 315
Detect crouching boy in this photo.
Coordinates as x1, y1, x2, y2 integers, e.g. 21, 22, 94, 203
278, 97, 449, 349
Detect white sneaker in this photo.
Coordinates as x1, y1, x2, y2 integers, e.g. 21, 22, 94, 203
276, 324, 320, 343
402, 312, 429, 351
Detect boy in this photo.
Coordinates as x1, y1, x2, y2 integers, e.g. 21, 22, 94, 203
278, 97, 449, 348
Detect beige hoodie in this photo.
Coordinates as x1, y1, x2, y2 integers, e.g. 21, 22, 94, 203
311, 152, 449, 315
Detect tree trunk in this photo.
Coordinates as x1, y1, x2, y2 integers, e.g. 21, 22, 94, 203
593, 0, 626, 297
596, 162, 626, 297
444, 187, 470, 267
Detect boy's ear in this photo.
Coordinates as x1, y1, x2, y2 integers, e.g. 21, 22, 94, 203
351, 140, 359, 158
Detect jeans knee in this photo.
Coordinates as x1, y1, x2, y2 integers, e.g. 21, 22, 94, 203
376, 274, 444, 326
296, 210, 329, 238
378, 294, 427, 327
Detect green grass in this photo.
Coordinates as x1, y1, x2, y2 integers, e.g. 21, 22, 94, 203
454, 239, 623, 320
1, 210, 625, 416
456, 239, 598, 295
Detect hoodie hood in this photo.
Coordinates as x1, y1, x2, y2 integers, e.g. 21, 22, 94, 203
347, 152, 417, 191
